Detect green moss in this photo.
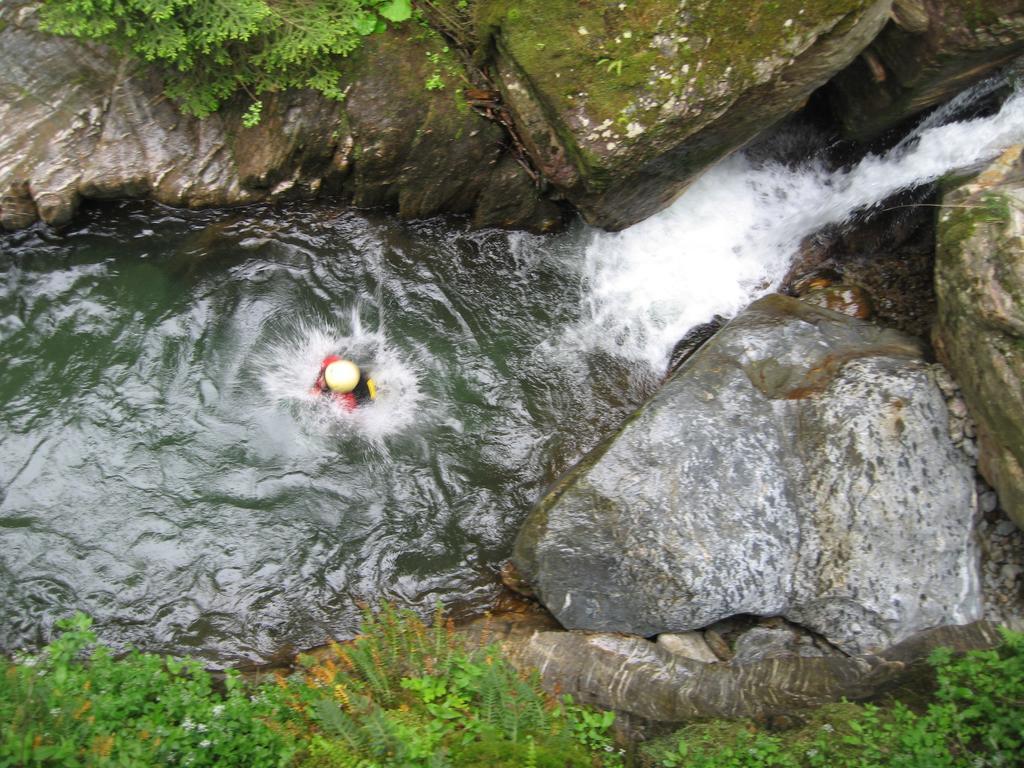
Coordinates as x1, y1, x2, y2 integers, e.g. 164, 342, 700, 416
482, 0, 870, 155
640, 702, 861, 766
453, 734, 596, 767
937, 192, 1011, 261
954, 0, 1016, 28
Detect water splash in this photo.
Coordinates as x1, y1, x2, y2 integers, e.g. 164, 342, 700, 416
575, 88, 1024, 369
256, 306, 424, 446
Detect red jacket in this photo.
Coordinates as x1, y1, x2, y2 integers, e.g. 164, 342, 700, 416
311, 355, 358, 410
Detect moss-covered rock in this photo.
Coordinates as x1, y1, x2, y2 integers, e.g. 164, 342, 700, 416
933, 145, 1024, 529
828, 0, 1024, 141
339, 27, 506, 218
0, 1, 549, 231
478, 0, 893, 230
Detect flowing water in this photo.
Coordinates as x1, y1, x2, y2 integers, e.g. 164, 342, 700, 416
2, 88, 1022, 663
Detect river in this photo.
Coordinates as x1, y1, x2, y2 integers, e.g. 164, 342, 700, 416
2, 84, 1022, 663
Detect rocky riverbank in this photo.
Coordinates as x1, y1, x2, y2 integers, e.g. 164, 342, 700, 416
3, 0, 1023, 740
492, 146, 1024, 727
3, 1, 1024, 233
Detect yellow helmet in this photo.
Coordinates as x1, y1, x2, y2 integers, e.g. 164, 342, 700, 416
324, 359, 360, 393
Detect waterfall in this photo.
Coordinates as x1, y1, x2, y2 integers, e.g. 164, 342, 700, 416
572, 87, 1024, 370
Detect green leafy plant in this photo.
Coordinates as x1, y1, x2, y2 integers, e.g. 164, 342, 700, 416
424, 48, 447, 90
38, 0, 414, 122
0, 614, 297, 767
1, 604, 620, 767
283, 603, 613, 767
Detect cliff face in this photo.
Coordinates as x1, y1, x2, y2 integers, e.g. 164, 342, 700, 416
2, 1, 1024, 233
934, 146, 1024, 529
0, 1, 563, 233
479, 0, 894, 230
828, 0, 1024, 141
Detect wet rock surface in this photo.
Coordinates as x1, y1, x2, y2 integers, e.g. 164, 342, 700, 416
782, 193, 940, 339
514, 294, 982, 654
0, 1, 558, 233
828, 0, 1024, 141
493, 620, 1001, 723
932, 321, 1024, 631
933, 145, 1024, 529
482, 0, 894, 230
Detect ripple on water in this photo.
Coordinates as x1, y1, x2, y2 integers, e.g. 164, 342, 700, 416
3, 89, 1020, 661
0, 206, 642, 662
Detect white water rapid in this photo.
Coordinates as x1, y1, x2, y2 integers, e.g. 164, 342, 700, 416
570, 86, 1024, 370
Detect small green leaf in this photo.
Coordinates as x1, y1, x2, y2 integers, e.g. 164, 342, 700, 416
242, 100, 263, 127
378, 0, 412, 22
354, 12, 378, 35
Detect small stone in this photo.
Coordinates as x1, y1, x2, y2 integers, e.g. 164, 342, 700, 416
731, 626, 825, 664
932, 366, 958, 397
981, 492, 999, 514
703, 629, 733, 661
657, 631, 719, 663
1001, 564, 1023, 583
948, 398, 968, 419
995, 520, 1018, 537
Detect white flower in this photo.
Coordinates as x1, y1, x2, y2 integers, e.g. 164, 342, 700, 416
181, 718, 196, 732
211, 705, 225, 717
578, 26, 589, 35
199, 739, 212, 749
196, 723, 208, 733
821, 723, 835, 733
49, 708, 61, 716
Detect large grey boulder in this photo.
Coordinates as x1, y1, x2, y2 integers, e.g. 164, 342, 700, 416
828, 0, 1024, 141
933, 146, 1024, 529
514, 295, 981, 654
477, 0, 893, 230
0, 2, 562, 232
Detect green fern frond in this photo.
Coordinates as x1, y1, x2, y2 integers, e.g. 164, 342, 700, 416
38, 0, 411, 122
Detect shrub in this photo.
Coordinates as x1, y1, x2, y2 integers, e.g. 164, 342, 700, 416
38, 0, 414, 123
0, 613, 297, 767
0, 605, 621, 767
282, 603, 617, 767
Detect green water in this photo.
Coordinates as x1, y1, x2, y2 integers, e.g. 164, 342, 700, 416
0, 202, 654, 662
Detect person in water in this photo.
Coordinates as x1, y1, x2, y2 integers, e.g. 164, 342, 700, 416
312, 355, 377, 410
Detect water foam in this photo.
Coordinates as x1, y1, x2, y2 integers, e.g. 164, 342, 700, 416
257, 307, 424, 444
574, 88, 1024, 370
